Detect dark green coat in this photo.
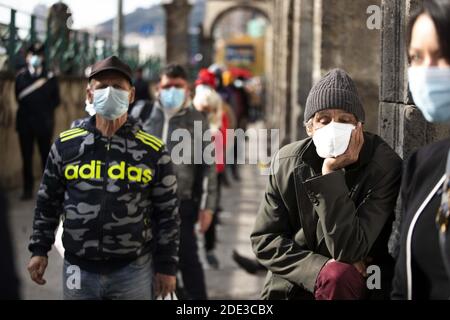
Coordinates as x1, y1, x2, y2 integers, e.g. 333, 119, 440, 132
251, 132, 402, 299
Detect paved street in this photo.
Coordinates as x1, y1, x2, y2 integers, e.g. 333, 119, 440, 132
8, 154, 267, 300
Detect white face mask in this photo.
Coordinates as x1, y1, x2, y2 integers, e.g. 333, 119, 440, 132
312, 122, 356, 158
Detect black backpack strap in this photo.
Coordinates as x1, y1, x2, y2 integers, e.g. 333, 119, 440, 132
139, 100, 154, 123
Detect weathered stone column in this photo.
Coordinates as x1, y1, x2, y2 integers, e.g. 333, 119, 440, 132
288, 0, 301, 142
268, 0, 295, 146
266, 0, 280, 129
291, 0, 315, 141
379, 0, 450, 159
283, 0, 295, 145
318, 0, 381, 134
113, 0, 124, 57
199, 28, 214, 68
163, 0, 192, 68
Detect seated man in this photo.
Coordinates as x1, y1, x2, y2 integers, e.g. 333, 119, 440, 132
251, 69, 401, 300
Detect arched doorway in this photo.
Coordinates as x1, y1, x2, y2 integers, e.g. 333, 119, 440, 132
200, 0, 271, 72
203, 0, 271, 39
211, 8, 270, 77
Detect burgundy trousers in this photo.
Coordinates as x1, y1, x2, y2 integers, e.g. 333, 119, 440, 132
314, 261, 367, 300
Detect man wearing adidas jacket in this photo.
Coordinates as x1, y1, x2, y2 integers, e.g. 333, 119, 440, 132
27, 56, 180, 300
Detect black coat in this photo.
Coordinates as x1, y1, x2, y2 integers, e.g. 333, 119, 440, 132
0, 191, 20, 299
392, 138, 450, 299
15, 69, 60, 134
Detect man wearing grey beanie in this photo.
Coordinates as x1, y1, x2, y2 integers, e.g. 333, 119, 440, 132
252, 69, 402, 300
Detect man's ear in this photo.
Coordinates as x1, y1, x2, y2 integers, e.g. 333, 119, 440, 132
305, 123, 314, 137
86, 86, 93, 104
129, 87, 136, 104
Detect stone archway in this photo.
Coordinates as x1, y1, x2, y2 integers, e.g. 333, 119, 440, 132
200, 0, 271, 68
203, 0, 271, 39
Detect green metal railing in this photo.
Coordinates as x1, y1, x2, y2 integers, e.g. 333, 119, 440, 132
0, 3, 161, 78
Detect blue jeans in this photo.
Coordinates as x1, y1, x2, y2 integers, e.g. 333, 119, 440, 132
63, 254, 153, 300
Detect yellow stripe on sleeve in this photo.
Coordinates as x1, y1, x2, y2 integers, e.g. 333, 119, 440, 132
61, 130, 88, 142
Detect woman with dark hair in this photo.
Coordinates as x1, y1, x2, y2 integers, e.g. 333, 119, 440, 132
392, 0, 450, 300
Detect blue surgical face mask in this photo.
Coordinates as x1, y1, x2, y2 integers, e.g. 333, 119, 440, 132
93, 86, 130, 120
160, 87, 186, 110
30, 55, 42, 68
408, 66, 450, 123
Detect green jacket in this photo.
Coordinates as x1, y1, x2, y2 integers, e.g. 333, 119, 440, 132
251, 132, 402, 299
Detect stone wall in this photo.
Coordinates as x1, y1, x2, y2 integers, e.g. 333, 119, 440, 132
200, 0, 449, 157
267, 0, 449, 156
268, 0, 382, 144
267, 0, 295, 146
379, 0, 450, 159
163, 0, 192, 68
0, 76, 87, 190
318, 0, 382, 134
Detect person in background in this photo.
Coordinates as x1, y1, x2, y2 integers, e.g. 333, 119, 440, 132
129, 67, 154, 126
133, 67, 152, 102
233, 76, 251, 133
218, 100, 236, 188
219, 70, 241, 182
195, 68, 216, 90
15, 43, 60, 200
246, 77, 264, 123
392, 0, 450, 300
145, 64, 218, 300
193, 73, 226, 270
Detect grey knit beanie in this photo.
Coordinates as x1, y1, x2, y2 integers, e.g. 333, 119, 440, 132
304, 69, 365, 123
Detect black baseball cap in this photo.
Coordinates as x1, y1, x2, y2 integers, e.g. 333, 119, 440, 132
89, 56, 133, 84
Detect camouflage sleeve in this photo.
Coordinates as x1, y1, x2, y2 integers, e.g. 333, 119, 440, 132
150, 150, 180, 276
28, 142, 65, 257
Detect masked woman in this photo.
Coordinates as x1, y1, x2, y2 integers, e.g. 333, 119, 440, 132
392, 0, 450, 300
193, 80, 227, 269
